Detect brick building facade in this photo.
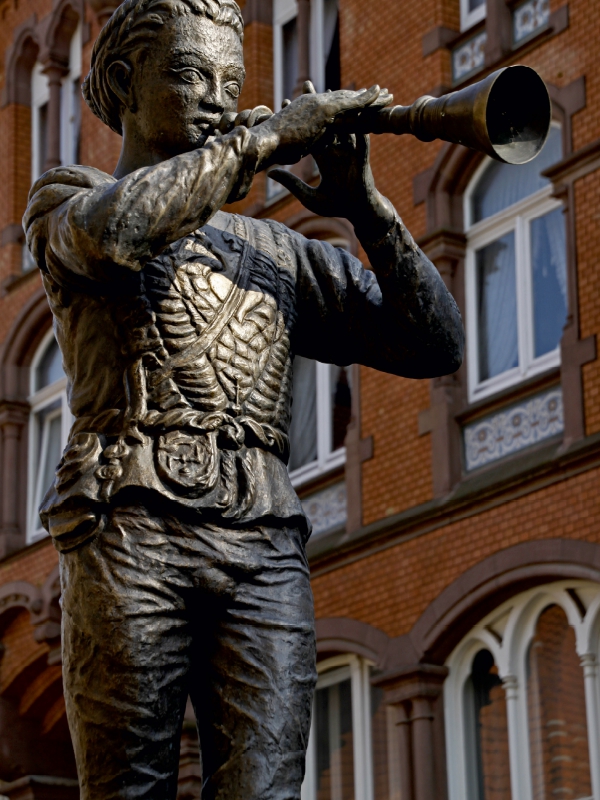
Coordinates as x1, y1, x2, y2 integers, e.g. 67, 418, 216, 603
1, 0, 599, 797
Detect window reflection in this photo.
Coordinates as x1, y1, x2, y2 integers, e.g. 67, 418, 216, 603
531, 208, 568, 359
464, 649, 510, 800
476, 233, 518, 382
330, 365, 352, 452
471, 126, 563, 224
314, 677, 355, 800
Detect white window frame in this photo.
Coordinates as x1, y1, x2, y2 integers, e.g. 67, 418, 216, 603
464, 154, 564, 403
27, 329, 70, 543
302, 654, 376, 800
31, 23, 81, 183
31, 61, 50, 182
460, 0, 487, 32
273, 0, 336, 110
289, 360, 347, 489
273, 0, 299, 112
445, 580, 600, 800
60, 22, 82, 166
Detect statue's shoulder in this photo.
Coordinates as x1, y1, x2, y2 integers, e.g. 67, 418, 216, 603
24, 165, 114, 233
28, 164, 114, 199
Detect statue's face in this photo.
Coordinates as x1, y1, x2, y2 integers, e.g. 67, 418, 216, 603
130, 15, 244, 155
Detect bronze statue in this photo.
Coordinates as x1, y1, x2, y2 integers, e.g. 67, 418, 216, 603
22, 0, 549, 796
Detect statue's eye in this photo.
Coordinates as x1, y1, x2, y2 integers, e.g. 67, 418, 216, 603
176, 68, 202, 84
226, 83, 241, 98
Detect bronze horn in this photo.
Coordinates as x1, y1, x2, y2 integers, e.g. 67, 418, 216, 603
354, 65, 552, 165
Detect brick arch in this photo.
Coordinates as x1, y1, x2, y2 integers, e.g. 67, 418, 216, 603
1, 17, 40, 107
40, 0, 82, 66
406, 539, 600, 666
0, 288, 52, 555
284, 208, 359, 256
315, 617, 390, 667
0, 287, 52, 401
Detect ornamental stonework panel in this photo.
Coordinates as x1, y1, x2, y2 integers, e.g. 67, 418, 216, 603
513, 0, 551, 44
452, 32, 487, 83
301, 482, 347, 536
464, 387, 564, 471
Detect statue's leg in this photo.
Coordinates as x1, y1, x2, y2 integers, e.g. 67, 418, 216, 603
59, 505, 193, 800
190, 523, 317, 800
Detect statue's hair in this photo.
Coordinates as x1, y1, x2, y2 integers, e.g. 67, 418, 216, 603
82, 0, 244, 135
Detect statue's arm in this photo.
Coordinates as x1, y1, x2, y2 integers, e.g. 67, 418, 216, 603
289, 218, 464, 380
27, 128, 263, 281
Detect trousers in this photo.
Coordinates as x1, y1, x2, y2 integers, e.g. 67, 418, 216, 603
59, 504, 317, 800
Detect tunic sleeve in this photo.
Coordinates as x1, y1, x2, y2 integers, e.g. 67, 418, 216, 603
23, 127, 261, 285
282, 217, 464, 380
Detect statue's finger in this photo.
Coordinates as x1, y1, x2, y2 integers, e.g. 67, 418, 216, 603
351, 85, 381, 107
268, 169, 318, 206
234, 109, 252, 127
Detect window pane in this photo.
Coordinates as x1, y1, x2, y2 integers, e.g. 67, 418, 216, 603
330, 365, 352, 452
472, 126, 562, 223
527, 605, 592, 800
71, 78, 81, 164
282, 16, 298, 101
476, 232, 518, 382
370, 679, 390, 800
469, 0, 485, 10
315, 678, 355, 800
323, 0, 341, 91
38, 101, 48, 177
531, 208, 568, 358
463, 649, 510, 800
35, 338, 65, 391
289, 356, 317, 471
33, 400, 63, 520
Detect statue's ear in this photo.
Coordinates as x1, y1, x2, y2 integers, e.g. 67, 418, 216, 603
107, 60, 135, 113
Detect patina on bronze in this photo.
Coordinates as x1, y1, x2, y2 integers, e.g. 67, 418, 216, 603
22, 0, 547, 796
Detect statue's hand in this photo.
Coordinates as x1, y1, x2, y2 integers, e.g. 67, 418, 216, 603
252, 82, 387, 169
268, 83, 393, 227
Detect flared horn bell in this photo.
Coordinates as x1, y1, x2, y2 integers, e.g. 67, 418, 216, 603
374, 65, 552, 165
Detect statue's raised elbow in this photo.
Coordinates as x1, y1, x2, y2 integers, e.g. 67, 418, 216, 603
437, 321, 465, 376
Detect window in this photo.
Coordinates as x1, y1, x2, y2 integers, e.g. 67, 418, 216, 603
302, 655, 390, 800
60, 23, 82, 166
273, 0, 340, 110
465, 125, 566, 402
31, 61, 50, 183
461, 0, 486, 31
270, 0, 340, 201
30, 23, 81, 181
445, 580, 600, 800
28, 332, 69, 542
288, 358, 352, 486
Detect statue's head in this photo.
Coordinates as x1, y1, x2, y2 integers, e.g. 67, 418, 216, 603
83, 0, 244, 155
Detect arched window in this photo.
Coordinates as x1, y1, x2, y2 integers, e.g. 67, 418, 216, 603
28, 332, 69, 542
464, 125, 566, 402
31, 61, 50, 184
445, 580, 600, 800
31, 22, 81, 181
60, 22, 82, 167
26, 23, 81, 272
302, 655, 390, 800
